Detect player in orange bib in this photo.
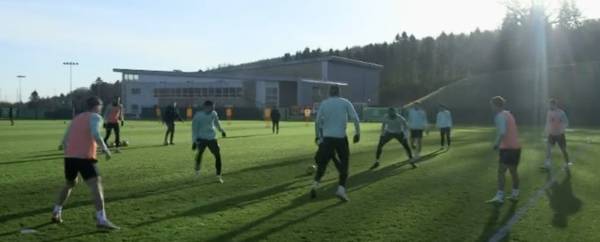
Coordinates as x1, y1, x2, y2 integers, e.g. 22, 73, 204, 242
487, 96, 521, 204
52, 97, 119, 230
543, 99, 571, 169
103, 97, 124, 153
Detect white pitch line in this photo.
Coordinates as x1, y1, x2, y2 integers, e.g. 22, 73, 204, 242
488, 164, 565, 242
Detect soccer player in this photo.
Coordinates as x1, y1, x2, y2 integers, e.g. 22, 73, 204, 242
163, 102, 183, 145
371, 107, 415, 170
408, 102, 428, 158
8, 105, 14, 126
52, 97, 119, 230
192, 100, 227, 183
103, 97, 124, 152
311, 85, 360, 202
544, 99, 571, 168
436, 104, 453, 149
271, 108, 281, 134
486, 96, 521, 204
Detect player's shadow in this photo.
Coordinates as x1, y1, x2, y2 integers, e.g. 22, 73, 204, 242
0, 221, 53, 237
546, 168, 582, 228
0, 154, 64, 166
208, 195, 343, 242
120, 144, 165, 151
225, 133, 274, 139
0, 178, 208, 226
414, 148, 449, 164
134, 180, 305, 228
475, 202, 518, 242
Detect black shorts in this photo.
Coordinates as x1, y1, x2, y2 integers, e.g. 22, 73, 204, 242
499, 149, 521, 166
410, 129, 424, 139
548, 134, 567, 148
64, 158, 99, 181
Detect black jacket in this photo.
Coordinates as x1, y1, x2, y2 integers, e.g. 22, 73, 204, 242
163, 106, 182, 123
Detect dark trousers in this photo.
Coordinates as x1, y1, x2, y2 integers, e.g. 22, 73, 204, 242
9, 116, 14, 126
376, 132, 413, 160
314, 137, 350, 187
104, 123, 121, 147
440, 127, 451, 146
272, 120, 280, 134
164, 122, 175, 143
195, 139, 222, 175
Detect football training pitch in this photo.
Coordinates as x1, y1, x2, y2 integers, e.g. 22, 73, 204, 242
1, 121, 599, 242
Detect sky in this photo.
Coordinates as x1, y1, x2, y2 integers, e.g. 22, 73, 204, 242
1, 0, 599, 102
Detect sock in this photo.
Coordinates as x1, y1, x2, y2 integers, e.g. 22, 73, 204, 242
512, 189, 520, 197
96, 209, 107, 222
496, 190, 505, 198
312, 181, 319, 189
53, 205, 62, 214
337, 185, 346, 193
374, 159, 379, 163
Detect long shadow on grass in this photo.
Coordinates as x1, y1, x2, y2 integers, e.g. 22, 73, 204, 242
0, 221, 53, 237
225, 133, 274, 139
0, 155, 64, 165
475, 202, 518, 242
207, 149, 452, 241
546, 168, 582, 228
133, 180, 305, 228
209, 199, 343, 242
0, 179, 208, 227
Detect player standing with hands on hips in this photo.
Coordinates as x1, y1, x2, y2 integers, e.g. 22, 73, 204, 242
53, 97, 119, 230
311, 86, 360, 202
192, 100, 227, 183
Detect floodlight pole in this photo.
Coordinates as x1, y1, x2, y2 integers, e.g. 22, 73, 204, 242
63, 61, 79, 117
16, 75, 26, 103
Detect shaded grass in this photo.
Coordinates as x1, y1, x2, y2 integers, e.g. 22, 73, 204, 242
0, 121, 598, 241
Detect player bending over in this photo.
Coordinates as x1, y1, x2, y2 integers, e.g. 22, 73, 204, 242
436, 104, 453, 149
487, 96, 521, 204
192, 100, 227, 183
103, 97, 124, 153
408, 102, 428, 159
311, 86, 360, 202
371, 107, 415, 170
52, 97, 119, 230
544, 99, 572, 169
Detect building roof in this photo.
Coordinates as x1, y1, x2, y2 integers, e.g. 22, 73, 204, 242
113, 68, 345, 85
209, 56, 383, 72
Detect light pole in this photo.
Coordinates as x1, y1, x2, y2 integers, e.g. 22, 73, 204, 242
63, 62, 78, 117
16, 75, 26, 103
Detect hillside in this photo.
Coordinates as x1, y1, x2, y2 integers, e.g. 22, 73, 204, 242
409, 62, 600, 125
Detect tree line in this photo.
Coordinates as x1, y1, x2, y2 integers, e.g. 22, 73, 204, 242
274, 1, 598, 105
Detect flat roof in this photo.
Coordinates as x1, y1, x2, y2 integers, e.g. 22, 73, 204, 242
209, 56, 383, 72
113, 68, 344, 85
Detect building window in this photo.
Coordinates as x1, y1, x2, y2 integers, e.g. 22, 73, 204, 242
265, 87, 278, 106
131, 104, 139, 112
131, 88, 141, 95
124, 74, 139, 81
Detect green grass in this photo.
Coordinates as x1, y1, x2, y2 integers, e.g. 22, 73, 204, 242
0, 120, 599, 242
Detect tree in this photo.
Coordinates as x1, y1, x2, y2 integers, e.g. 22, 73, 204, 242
28, 90, 41, 119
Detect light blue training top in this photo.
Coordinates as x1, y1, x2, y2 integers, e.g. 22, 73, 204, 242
408, 108, 428, 130
436, 110, 453, 128
381, 113, 408, 135
192, 110, 225, 141
315, 96, 360, 139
